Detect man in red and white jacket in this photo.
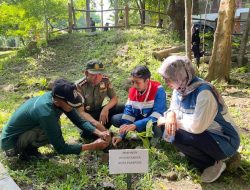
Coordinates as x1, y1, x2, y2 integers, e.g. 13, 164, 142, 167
112, 65, 167, 146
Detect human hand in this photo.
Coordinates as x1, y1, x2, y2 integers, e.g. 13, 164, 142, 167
99, 107, 109, 125
119, 124, 136, 134
112, 137, 122, 146
91, 138, 110, 150
99, 131, 111, 143
165, 111, 178, 136
157, 116, 166, 126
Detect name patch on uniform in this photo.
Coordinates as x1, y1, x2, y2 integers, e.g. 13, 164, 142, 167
100, 82, 106, 89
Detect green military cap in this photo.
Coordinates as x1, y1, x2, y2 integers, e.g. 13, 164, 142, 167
85, 59, 106, 74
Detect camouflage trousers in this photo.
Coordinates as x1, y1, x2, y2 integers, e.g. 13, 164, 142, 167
3, 128, 49, 157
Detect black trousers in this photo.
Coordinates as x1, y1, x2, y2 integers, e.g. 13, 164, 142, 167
86, 104, 125, 129
173, 129, 227, 170
80, 104, 125, 139
192, 45, 201, 67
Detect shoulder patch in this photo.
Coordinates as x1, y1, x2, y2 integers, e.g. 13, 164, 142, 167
77, 78, 87, 87
100, 81, 106, 89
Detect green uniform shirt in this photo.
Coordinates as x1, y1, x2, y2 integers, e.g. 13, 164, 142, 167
1, 92, 96, 155
76, 76, 116, 112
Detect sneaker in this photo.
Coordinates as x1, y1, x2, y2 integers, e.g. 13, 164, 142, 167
4, 149, 17, 157
178, 152, 185, 158
201, 160, 226, 183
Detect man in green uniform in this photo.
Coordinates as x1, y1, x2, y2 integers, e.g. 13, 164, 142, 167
76, 60, 124, 137
1, 79, 110, 160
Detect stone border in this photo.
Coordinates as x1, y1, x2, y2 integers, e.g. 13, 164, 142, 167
0, 162, 21, 190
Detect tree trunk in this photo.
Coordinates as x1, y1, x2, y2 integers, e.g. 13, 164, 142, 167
167, 0, 185, 38
43, 0, 49, 41
71, 0, 77, 28
86, 0, 90, 28
101, 0, 104, 28
192, 0, 199, 15
206, 0, 236, 82
237, 10, 250, 66
185, 0, 192, 60
114, 0, 118, 26
125, 5, 129, 29
158, 0, 161, 24
211, 0, 219, 13
68, 1, 73, 34
141, 1, 145, 25
137, 0, 146, 25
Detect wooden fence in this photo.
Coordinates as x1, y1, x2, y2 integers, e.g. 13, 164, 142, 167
47, 1, 248, 35
67, 2, 168, 33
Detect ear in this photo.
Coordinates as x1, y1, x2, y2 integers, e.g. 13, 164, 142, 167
53, 98, 61, 107
145, 78, 150, 83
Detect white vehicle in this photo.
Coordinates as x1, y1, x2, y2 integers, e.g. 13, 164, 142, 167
192, 8, 249, 32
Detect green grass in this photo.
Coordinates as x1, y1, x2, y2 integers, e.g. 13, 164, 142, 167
0, 28, 250, 189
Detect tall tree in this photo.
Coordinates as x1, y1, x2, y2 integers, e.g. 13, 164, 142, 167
192, 0, 199, 15
114, 0, 118, 26
43, 0, 49, 41
237, 10, 250, 66
136, 0, 146, 24
167, 0, 185, 38
86, 0, 90, 27
185, 0, 192, 59
206, 0, 236, 82
211, 0, 219, 13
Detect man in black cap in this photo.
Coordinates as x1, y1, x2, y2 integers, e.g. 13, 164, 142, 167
76, 59, 124, 137
0, 79, 110, 160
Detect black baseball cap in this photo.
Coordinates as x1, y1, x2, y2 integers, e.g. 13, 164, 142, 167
52, 79, 83, 108
85, 59, 105, 74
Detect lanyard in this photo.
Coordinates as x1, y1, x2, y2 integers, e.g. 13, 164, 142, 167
135, 82, 151, 116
